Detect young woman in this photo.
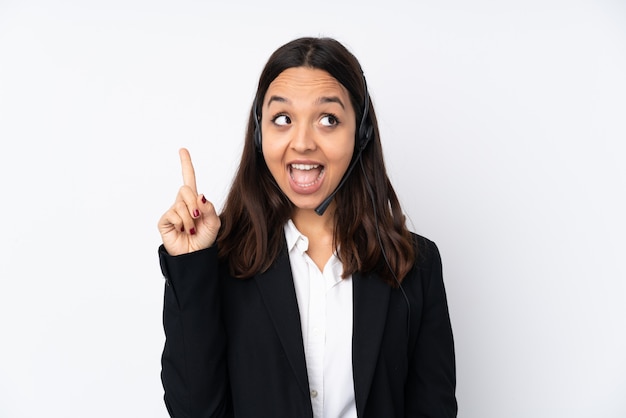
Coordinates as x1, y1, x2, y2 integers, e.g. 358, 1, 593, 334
157, 37, 457, 418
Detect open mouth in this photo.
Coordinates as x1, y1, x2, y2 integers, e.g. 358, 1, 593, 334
289, 163, 325, 187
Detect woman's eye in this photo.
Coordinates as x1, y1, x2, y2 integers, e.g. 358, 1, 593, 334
272, 115, 291, 126
320, 114, 339, 127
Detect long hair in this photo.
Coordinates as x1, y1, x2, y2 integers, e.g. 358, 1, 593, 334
217, 37, 415, 286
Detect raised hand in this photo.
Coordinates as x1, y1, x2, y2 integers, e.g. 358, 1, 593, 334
158, 148, 221, 255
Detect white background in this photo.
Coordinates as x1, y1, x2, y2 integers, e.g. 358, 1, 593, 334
1, 0, 625, 417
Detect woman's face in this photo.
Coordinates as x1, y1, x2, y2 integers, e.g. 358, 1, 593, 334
261, 66, 356, 214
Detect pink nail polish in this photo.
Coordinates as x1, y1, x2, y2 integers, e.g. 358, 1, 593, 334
193, 209, 200, 218
190, 227, 196, 235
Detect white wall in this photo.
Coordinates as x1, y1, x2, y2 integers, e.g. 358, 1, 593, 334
1, 1, 624, 417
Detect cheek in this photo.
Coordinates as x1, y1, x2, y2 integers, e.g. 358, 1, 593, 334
261, 132, 288, 157
261, 140, 280, 162
329, 140, 355, 166
261, 145, 286, 178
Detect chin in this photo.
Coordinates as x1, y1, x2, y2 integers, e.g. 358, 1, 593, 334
286, 194, 325, 211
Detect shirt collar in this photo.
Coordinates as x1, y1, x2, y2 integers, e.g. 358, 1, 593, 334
284, 220, 345, 282
284, 219, 309, 255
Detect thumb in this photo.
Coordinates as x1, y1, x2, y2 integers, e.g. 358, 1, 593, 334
195, 194, 221, 243
198, 194, 218, 219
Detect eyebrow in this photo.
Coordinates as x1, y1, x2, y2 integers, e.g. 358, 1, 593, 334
267, 95, 288, 107
266, 95, 345, 109
317, 96, 345, 109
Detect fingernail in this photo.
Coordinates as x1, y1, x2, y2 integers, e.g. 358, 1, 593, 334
193, 209, 200, 217
180, 226, 185, 232
190, 227, 196, 235
201, 195, 207, 204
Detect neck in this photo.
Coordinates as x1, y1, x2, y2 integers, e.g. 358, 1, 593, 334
292, 205, 335, 238
292, 206, 336, 270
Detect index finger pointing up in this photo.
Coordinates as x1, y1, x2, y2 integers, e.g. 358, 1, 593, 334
179, 148, 197, 194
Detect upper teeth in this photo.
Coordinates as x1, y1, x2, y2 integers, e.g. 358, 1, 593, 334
291, 164, 319, 170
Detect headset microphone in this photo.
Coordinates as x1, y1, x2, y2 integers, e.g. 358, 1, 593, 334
315, 76, 373, 216
314, 144, 365, 216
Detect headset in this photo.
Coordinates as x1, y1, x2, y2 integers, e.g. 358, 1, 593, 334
254, 73, 410, 334
253, 74, 373, 215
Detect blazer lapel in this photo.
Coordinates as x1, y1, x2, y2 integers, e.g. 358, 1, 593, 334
254, 244, 310, 398
352, 270, 391, 417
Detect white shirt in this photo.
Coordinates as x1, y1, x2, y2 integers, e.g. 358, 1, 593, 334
284, 220, 357, 418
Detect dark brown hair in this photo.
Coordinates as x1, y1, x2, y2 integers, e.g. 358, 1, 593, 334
217, 37, 415, 286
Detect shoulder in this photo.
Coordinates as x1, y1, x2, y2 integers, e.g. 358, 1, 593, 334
404, 232, 444, 290
410, 232, 442, 268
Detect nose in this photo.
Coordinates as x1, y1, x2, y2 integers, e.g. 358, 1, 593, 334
290, 123, 316, 153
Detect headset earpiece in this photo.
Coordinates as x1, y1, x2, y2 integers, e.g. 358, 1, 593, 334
358, 119, 373, 151
357, 77, 373, 151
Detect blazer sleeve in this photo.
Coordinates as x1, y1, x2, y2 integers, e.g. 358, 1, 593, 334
405, 238, 458, 417
159, 245, 233, 418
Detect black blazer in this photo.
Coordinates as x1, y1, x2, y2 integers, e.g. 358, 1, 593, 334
159, 234, 457, 417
